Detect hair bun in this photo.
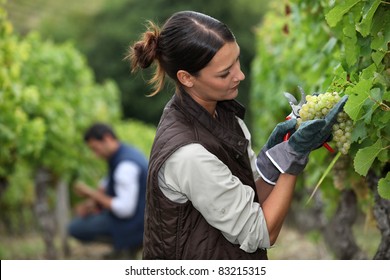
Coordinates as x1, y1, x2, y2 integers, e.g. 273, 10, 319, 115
129, 22, 160, 70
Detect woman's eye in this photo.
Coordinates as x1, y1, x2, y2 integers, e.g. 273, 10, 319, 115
220, 71, 230, 78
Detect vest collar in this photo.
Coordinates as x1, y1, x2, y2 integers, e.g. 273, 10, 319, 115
173, 89, 249, 156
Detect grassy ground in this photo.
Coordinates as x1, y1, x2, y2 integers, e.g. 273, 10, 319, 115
0, 224, 380, 260
0, 234, 120, 260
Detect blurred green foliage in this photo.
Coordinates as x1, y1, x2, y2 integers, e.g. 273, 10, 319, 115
5, 0, 269, 125
0, 2, 156, 233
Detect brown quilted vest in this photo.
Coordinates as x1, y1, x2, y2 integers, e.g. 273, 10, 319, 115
143, 89, 268, 260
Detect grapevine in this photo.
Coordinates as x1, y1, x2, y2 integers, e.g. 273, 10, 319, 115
299, 92, 354, 155
0, 3, 157, 244
251, 0, 390, 259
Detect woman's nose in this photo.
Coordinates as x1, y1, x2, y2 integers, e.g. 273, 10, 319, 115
234, 67, 245, 81
238, 69, 245, 81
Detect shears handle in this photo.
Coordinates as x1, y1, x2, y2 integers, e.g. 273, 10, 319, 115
323, 142, 334, 153
283, 116, 292, 141
283, 116, 335, 153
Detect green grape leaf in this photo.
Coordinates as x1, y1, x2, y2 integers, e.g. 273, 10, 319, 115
378, 110, 390, 125
378, 147, 389, 164
371, 30, 385, 51
370, 87, 382, 101
325, 0, 361, 27
357, 0, 381, 37
383, 91, 390, 102
378, 172, 390, 200
342, 15, 358, 67
371, 51, 385, 66
361, 63, 377, 80
344, 79, 372, 120
362, 88, 381, 124
361, 100, 376, 124
354, 139, 383, 176
351, 120, 367, 143
370, 8, 390, 51
373, 72, 389, 89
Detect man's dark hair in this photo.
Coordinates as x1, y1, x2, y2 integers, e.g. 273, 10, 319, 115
83, 123, 118, 142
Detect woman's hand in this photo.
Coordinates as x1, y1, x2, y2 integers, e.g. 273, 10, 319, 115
256, 118, 297, 185
266, 95, 348, 175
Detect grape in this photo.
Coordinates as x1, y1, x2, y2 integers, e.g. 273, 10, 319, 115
298, 91, 353, 155
335, 129, 343, 137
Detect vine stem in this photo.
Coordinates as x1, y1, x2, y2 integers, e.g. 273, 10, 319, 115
306, 151, 342, 205
383, 144, 390, 150
368, 96, 390, 111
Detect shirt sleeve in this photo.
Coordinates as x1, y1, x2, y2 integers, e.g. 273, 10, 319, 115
162, 143, 270, 252
110, 161, 141, 218
99, 177, 108, 190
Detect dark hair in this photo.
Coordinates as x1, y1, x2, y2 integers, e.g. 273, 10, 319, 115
83, 123, 117, 142
127, 11, 236, 96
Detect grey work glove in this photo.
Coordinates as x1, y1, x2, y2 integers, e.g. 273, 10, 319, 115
266, 95, 348, 175
256, 118, 297, 185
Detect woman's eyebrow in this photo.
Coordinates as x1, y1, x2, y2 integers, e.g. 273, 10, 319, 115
217, 53, 240, 73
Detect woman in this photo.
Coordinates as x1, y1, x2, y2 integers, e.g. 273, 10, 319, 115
128, 11, 347, 259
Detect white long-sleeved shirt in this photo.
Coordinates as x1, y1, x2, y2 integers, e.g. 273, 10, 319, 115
100, 161, 141, 219
158, 117, 270, 253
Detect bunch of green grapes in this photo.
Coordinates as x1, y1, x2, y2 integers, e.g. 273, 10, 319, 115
298, 92, 353, 155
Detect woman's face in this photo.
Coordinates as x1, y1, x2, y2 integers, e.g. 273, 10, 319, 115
186, 42, 245, 105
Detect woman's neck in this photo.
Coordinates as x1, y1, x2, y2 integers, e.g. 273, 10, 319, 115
185, 89, 217, 117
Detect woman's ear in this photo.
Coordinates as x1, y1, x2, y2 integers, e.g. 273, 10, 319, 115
177, 70, 194, 88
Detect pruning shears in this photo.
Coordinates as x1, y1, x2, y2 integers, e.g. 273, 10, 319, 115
283, 86, 334, 153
